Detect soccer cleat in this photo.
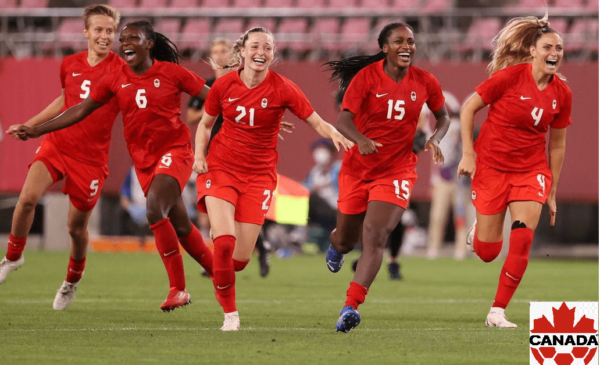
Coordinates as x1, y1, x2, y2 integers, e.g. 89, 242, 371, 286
336, 305, 361, 333
53, 280, 78, 310
160, 288, 191, 312
388, 262, 402, 280
326, 245, 345, 273
221, 311, 240, 331
0, 255, 25, 284
466, 220, 477, 252
485, 309, 517, 328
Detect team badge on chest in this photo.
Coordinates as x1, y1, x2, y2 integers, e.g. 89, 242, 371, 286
261, 98, 268, 108
411, 91, 417, 101
552, 100, 557, 109
154, 79, 160, 88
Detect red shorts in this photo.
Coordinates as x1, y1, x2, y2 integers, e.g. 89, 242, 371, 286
135, 147, 193, 195
32, 140, 108, 212
471, 160, 552, 215
337, 170, 418, 215
196, 168, 277, 225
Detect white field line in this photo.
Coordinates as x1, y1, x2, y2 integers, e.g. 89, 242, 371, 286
1, 298, 535, 305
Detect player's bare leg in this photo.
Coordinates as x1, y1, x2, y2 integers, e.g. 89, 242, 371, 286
326, 211, 364, 273
147, 175, 190, 312
1, 161, 53, 284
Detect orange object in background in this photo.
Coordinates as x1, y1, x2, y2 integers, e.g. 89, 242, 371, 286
91, 236, 214, 253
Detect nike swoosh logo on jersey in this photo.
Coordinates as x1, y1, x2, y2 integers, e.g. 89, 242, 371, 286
163, 249, 177, 257
376, 93, 388, 98
520, 96, 531, 100
228, 97, 239, 102
69, 269, 83, 274
122, 83, 132, 88
72, 73, 82, 77
216, 284, 231, 290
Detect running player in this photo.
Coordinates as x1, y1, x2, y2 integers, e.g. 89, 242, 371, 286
457, 14, 571, 328
324, 22, 450, 333
8, 21, 214, 312
193, 27, 353, 331
1, 4, 123, 311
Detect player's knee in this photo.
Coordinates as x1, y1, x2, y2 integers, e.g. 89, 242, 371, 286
362, 222, 393, 248
67, 224, 88, 242
330, 229, 354, 254
233, 259, 249, 272
17, 195, 39, 213
475, 240, 502, 263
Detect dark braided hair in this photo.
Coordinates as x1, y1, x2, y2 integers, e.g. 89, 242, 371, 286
126, 20, 183, 64
324, 22, 414, 90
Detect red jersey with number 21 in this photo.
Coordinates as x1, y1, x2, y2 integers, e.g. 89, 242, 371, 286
204, 70, 315, 177
91, 60, 205, 170
341, 60, 445, 180
474, 63, 572, 172
46, 51, 123, 167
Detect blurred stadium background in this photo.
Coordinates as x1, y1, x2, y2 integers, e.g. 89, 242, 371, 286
0, 0, 597, 257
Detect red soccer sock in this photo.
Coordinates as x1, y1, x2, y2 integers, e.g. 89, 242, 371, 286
179, 225, 214, 277
150, 218, 186, 290
213, 235, 236, 313
493, 227, 533, 308
6, 233, 26, 261
344, 281, 369, 310
233, 258, 249, 272
473, 229, 503, 263
66, 256, 86, 284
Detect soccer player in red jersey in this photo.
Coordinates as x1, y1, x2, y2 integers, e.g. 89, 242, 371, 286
193, 27, 353, 331
457, 15, 571, 328
324, 22, 450, 333
1, 4, 123, 310
8, 21, 214, 312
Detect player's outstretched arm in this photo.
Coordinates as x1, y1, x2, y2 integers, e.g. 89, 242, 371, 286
424, 104, 451, 165
26, 90, 66, 128
6, 97, 102, 141
547, 127, 567, 226
457, 92, 486, 178
304, 112, 354, 152
193, 112, 217, 174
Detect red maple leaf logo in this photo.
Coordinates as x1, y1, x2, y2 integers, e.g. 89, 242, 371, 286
531, 302, 597, 334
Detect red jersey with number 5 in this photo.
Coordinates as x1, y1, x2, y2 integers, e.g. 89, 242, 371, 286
46, 51, 123, 167
341, 60, 445, 180
474, 63, 572, 172
91, 60, 205, 170
204, 70, 315, 177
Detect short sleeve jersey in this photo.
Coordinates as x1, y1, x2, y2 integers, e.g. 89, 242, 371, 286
341, 60, 445, 180
91, 60, 206, 170
474, 63, 572, 172
203, 70, 315, 177
46, 51, 124, 167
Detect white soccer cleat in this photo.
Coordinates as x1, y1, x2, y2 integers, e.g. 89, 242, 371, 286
485, 308, 517, 328
466, 220, 477, 252
53, 280, 79, 310
0, 255, 25, 284
221, 311, 240, 331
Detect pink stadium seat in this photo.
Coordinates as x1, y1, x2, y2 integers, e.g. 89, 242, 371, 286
553, 0, 584, 8
201, 0, 229, 7
568, 18, 599, 51
170, 0, 198, 7
179, 19, 210, 52
139, 0, 168, 7
339, 18, 371, 50
108, 0, 137, 8
264, 0, 293, 7
459, 17, 502, 52
19, 0, 48, 7
276, 18, 309, 51
154, 18, 181, 40
549, 18, 568, 35
296, 0, 325, 7
247, 18, 276, 33
232, 0, 262, 7
585, 0, 599, 10
0, 0, 18, 8
391, 0, 422, 10
506, 0, 546, 10
57, 18, 86, 50
312, 18, 340, 52
422, 0, 453, 12
360, 0, 390, 7
329, 0, 357, 8
213, 18, 245, 39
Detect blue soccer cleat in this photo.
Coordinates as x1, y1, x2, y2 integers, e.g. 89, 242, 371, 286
326, 245, 345, 273
336, 306, 361, 333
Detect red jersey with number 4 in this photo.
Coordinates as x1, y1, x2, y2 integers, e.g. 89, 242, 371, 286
204, 70, 315, 177
474, 63, 572, 172
46, 51, 123, 167
91, 60, 205, 169
341, 60, 445, 180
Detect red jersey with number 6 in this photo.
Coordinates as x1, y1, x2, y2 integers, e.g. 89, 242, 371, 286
90, 60, 206, 170
203, 70, 315, 177
474, 63, 572, 172
341, 60, 445, 180
46, 51, 123, 167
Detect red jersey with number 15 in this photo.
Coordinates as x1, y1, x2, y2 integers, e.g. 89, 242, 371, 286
474, 63, 572, 172
91, 60, 205, 170
46, 51, 123, 167
204, 70, 315, 177
341, 60, 445, 180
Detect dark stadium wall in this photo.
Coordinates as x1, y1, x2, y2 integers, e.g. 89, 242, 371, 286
0, 59, 597, 202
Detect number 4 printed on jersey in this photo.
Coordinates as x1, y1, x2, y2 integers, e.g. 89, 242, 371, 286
531, 107, 543, 126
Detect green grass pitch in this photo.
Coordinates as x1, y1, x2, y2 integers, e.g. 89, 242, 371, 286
0, 251, 597, 365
